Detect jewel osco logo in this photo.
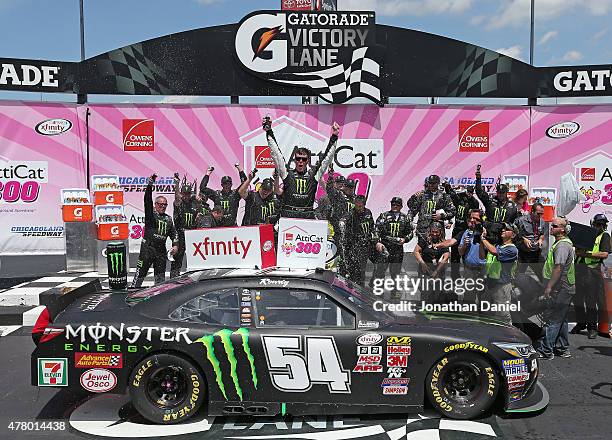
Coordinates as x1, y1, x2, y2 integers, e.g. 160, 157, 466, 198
38, 358, 68, 386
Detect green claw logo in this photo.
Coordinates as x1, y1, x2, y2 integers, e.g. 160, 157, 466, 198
296, 178, 307, 194
261, 202, 275, 220
184, 212, 194, 228
108, 252, 124, 276
193, 328, 257, 401
157, 219, 167, 235
360, 221, 371, 235
390, 222, 400, 237
493, 207, 507, 222
221, 200, 230, 211
458, 205, 465, 218
426, 200, 435, 214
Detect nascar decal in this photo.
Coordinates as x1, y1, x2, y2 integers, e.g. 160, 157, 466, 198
192, 328, 258, 401
262, 335, 350, 393
381, 378, 409, 395
354, 345, 383, 373
386, 336, 411, 378
444, 341, 488, 354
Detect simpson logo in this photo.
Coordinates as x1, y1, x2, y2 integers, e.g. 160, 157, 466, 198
75, 353, 123, 369
459, 121, 490, 153
123, 119, 154, 151
35, 118, 72, 136
581, 168, 596, 181
546, 121, 580, 139
381, 378, 409, 395
235, 10, 383, 104
255, 146, 276, 168
80, 368, 117, 393
38, 358, 67, 386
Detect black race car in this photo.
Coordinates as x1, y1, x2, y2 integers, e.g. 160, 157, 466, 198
32, 268, 548, 424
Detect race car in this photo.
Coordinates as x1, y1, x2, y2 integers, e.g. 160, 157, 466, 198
31, 268, 548, 424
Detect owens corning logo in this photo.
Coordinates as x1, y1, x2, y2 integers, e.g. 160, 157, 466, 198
493, 207, 507, 222
295, 178, 308, 194
390, 222, 400, 237
221, 200, 230, 211
157, 219, 167, 235
184, 212, 194, 228
108, 252, 123, 276
193, 328, 257, 401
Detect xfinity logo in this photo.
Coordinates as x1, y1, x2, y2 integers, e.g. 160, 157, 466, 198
546, 121, 580, 139
0, 63, 60, 87
35, 118, 72, 136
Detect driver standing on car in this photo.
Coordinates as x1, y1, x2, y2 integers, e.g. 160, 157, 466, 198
131, 174, 179, 288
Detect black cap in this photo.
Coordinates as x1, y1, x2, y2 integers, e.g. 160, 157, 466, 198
391, 197, 403, 206
502, 222, 518, 234
260, 178, 274, 191
334, 175, 346, 184
593, 213, 609, 224
426, 175, 441, 185
354, 194, 366, 203
346, 179, 357, 188
212, 205, 224, 213
221, 176, 232, 185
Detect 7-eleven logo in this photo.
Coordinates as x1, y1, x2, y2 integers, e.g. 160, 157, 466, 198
38, 358, 68, 386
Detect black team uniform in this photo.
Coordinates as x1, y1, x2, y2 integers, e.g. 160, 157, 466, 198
373, 206, 413, 281
170, 183, 199, 279
408, 182, 456, 241
475, 174, 518, 230
131, 179, 178, 288
242, 191, 281, 226
446, 185, 479, 279
265, 125, 337, 219
199, 170, 247, 226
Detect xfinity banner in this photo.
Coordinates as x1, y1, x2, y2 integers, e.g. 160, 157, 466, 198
235, 10, 383, 104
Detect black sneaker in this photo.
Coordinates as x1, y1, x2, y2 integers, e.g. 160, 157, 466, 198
538, 352, 554, 360
556, 351, 571, 358
588, 329, 598, 339
570, 325, 586, 334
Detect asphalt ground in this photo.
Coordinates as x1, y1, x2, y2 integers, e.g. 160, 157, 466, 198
0, 326, 610, 440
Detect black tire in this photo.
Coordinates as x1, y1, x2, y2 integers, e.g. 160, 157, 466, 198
426, 352, 500, 419
129, 353, 205, 424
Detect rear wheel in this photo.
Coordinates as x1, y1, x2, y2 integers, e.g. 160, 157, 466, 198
426, 352, 499, 419
129, 353, 205, 424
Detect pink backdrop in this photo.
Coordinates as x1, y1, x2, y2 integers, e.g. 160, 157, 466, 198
0, 102, 610, 255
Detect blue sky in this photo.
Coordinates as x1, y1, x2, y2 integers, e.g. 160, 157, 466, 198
1, 0, 611, 104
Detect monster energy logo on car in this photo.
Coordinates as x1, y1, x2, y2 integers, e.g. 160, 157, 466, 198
390, 222, 400, 237
493, 207, 507, 222
157, 219, 167, 235
261, 202, 275, 220
108, 252, 124, 276
296, 178, 308, 195
193, 328, 257, 401
221, 200, 230, 211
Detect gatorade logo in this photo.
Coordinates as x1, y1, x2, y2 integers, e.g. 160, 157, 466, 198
108, 252, 124, 276
390, 222, 400, 237
105, 194, 114, 203
296, 178, 308, 195
110, 226, 119, 236
73, 207, 83, 218
157, 219, 167, 235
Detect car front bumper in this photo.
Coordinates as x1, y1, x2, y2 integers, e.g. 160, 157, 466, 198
505, 381, 549, 413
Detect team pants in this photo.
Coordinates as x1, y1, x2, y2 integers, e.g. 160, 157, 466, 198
373, 246, 404, 280
345, 244, 384, 287
517, 250, 545, 282
574, 265, 604, 330
450, 226, 467, 280
170, 233, 186, 279
131, 242, 167, 288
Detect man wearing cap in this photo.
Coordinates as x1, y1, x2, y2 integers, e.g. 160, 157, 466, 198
537, 217, 575, 359
131, 174, 179, 288
238, 171, 281, 226
479, 222, 519, 325
444, 183, 480, 280
514, 203, 546, 282
408, 175, 456, 241
199, 164, 247, 226
170, 173, 200, 279
373, 197, 413, 285
198, 205, 229, 228
475, 166, 518, 229
573, 213, 610, 338
338, 195, 385, 286
263, 116, 339, 219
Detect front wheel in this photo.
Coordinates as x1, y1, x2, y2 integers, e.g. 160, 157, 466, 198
426, 352, 499, 419
129, 353, 205, 424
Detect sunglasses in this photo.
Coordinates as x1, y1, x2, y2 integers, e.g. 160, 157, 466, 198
156, 202, 168, 207
551, 224, 561, 228
295, 157, 309, 163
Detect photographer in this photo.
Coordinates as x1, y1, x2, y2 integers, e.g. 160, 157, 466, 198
444, 183, 479, 280
414, 222, 450, 302
514, 203, 546, 282
479, 222, 519, 325
199, 164, 247, 226
536, 217, 575, 359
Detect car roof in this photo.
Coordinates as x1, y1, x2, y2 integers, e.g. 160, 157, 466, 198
190, 267, 334, 283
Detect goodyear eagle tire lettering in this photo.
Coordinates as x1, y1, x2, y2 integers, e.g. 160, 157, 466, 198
128, 354, 205, 424
425, 352, 499, 420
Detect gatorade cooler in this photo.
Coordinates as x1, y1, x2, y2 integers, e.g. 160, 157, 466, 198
599, 276, 612, 337
62, 204, 93, 222
97, 222, 129, 241
106, 241, 128, 290
94, 191, 124, 206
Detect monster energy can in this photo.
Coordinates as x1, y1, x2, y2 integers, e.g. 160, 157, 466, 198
106, 241, 127, 290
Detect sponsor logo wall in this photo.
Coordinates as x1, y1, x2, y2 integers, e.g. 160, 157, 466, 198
0, 103, 610, 256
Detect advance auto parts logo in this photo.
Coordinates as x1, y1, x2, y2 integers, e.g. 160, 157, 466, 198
235, 10, 383, 104
123, 119, 154, 152
459, 120, 490, 153
192, 328, 257, 401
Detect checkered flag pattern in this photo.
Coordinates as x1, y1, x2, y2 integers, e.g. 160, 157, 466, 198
108, 355, 121, 367
440, 45, 516, 97
272, 47, 382, 104
95, 43, 173, 95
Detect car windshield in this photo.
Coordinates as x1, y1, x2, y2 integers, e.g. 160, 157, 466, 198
125, 273, 198, 305
331, 275, 395, 322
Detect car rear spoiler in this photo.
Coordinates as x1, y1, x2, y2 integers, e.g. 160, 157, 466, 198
45, 278, 103, 321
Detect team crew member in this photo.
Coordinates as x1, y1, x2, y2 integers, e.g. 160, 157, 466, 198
263, 116, 339, 219
198, 205, 228, 228
338, 195, 385, 286
408, 175, 456, 241
131, 174, 178, 288
170, 174, 199, 279
479, 222, 519, 325
238, 173, 281, 226
573, 214, 610, 339
414, 222, 450, 302
444, 183, 479, 280
199, 164, 247, 226
475, 165, 518, 227
373, 197, 413, 284
537, 217, 576, 359
515, 203, 546, 282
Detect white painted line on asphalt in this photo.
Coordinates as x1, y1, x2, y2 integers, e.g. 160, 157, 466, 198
22, 305, 46, 326
0, 325, 21, 337
35, 276, 79, 283
439, 419, 496, 437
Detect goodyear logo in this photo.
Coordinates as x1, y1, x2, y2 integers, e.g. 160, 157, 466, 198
193, 328, 257, 401
296, 178, 308, 195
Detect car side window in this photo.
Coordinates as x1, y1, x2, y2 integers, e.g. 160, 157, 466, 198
170, 288, 239, 326
254, 288, 354, 328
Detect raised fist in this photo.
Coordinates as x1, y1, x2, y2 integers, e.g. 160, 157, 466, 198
250, 168, 258, 179
262, 116, 272, 131
331, 122, 340, 136
206, 166, 214, 176
173, 172, 180, 181
148, 174, 157, 184
475, 164, 482, 178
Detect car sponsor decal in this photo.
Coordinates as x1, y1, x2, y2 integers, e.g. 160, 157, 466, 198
387, 336, 411, 345
353, 344, 383, 373
503, 358, 528, 395
78, 293, 113, 312
192, 328, 257, 401
260, 278, 290, 287
430, 357, 452, 412
358, 346, 381, 355
356, 333, 383, 345
65, 343, 152, 353
444, 341, 488, 353
38, 358, 68, 386
381, 378, 409, 395
65, 324, 192, 344
74, 352, 123, 369
262, 335, 351, 393
485, 367, 496, 397
357, 320, 379, 329
385, 336, 412, 378
80, 368, 117, 393
386, 367, 406, 378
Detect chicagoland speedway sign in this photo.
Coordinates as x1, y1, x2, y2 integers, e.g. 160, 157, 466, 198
235, 11, 383, 104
